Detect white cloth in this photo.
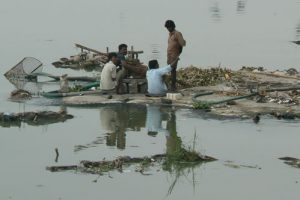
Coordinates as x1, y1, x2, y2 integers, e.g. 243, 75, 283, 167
146, 65, 172, 95
100, 61, 117, 90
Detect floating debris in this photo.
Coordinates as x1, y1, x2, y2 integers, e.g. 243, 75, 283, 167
270, 111, 300, 120
291, 40, 300, 45
279, 157, 300, 168
47, 151, 216, 175
0, 111, 73, 127
224, 161, 261, 169
9, 89, 32, 101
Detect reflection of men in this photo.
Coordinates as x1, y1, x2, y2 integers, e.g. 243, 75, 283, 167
166, 110, 182, 155
100, 52, 118, 91
165, 20, 186, 91
146, 58, 179, 96
100, 105, 147, 149
100, 107, 126, 149
145, 105, 182, 156
146, 105, 169, 137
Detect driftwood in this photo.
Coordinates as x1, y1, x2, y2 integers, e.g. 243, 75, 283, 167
279, 157, 300, 168
0, 111, 73, 127
31, 72, 97, 82
46, 153, 216, 174
75, 43, 144, 57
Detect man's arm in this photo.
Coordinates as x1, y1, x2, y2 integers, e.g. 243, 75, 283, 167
111, 66, 117, 81
157, 58, 179, 76
176, 32, 186, 47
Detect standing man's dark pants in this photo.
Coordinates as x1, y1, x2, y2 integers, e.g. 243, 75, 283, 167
167, 56, 178, 92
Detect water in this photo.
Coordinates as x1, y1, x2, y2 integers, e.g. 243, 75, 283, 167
1, 0, 300, 199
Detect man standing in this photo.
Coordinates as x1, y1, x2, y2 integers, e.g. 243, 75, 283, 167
165, 20, 186, 91
100, 52, 119, 91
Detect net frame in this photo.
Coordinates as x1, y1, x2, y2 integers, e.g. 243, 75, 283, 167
4, 57, 43, 78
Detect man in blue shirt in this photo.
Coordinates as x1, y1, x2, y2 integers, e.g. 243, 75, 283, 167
146, 58, 179, 96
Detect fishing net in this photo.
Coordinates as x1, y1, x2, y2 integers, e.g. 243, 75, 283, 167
4, 57, 43, 78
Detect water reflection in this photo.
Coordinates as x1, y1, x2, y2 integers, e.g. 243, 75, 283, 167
236, 0, 247, 14
146, 105, 169, 137
75, 105, 182, 151
5, 77, 43, 95
296, 21, 300, 39
150, 44, 161, 60
101, 105, 146, 149
209, 1, 222, 22
101, 105, 180, 150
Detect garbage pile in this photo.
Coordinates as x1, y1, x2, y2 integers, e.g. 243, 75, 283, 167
257, 90, 300, 105
166, 66, 234, 89
52, 52, 107, 71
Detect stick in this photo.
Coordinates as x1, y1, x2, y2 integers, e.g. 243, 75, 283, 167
75, 43, 144, 55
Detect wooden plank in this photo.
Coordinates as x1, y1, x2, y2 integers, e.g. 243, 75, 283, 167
75, 43, 144, 55
75, 43, 108, 56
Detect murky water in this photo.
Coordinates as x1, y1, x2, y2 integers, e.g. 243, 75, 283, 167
1, 0, 300, 199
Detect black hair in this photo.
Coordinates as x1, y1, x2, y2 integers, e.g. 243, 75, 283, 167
118, 44, 128, 51
148, 60, 158, 69
147, 131, 158, 137
108, 52, 117, 60
165, 20, 176, 28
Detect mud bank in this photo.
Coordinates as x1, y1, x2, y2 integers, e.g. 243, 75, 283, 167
61, 68, 300, 119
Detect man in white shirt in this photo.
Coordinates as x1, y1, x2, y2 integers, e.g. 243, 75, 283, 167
146, 58, 179, 96
100, 53, 119, 91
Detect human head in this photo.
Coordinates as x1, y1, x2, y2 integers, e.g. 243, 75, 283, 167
165, 20, 176, 32
118, 44, 128, 55
108, 52, 118, 65
147, 131, 158, 137
148, 60, 159, 69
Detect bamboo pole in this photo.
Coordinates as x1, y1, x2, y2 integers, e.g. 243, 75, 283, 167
75, 43, 144, 56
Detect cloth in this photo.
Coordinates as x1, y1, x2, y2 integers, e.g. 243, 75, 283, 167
100, 61, 117, 90
146, 65, 172, 95
167, 30, 186, 60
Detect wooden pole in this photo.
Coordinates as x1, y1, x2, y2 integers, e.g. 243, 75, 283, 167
75, 43, 144, 56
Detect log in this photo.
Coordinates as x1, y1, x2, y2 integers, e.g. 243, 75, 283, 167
31, 72, 97, 82
75, 43, 143, 56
